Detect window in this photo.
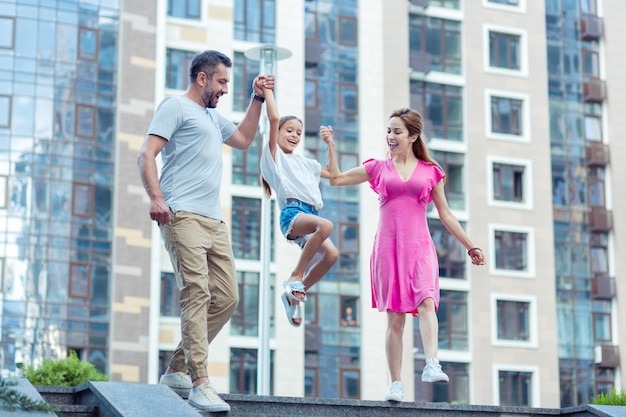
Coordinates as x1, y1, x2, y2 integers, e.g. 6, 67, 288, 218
428, 0, 460, 9
486, 90, 530, 142
234, 0, 276, 44
232, 131, 262, 185
230, 271, 265, 337
430, 150, 464, 210
590, 232, 608, 275
428, 219, 466, 279
489, 0, 519, 5
338, 16, 357, 45
166, 48, 196, 91
489, 31, 520, 69
411, 81, 463, 141
167, 0, 200, 20
233, 52, 259, 112
305, 79, 318, 108
582, 42, 600, 78
415, 362, 469, 403
0, 95, 10, 127
497, 299, 529, 341
0, 175, 7, 208
231, 197, 262, 260
484, 26, 527, 76
340, 296, 358, 327
339, 83, 357, 114
75, 105, 96, 138
493, 163, 523, 202
0, 17, 14, 49
593, 311, 611, 343
584, 103, 602, 142
73, 183, 94, 217
160, 272, 180, 317
69, 263, 91, 299
230, 348, 274, 394
340, 369, 360, 398
409, 15, 461, 74
560, 360, 594, 407
499, 370, 532, 406
484, 0, 526, 11
490, 225, 535, 277
437, 290, 468, 351
488, 156, 532, 209
78, 28, 98, 61
491, 96, 522, 135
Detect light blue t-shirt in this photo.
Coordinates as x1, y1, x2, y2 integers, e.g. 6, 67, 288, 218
148, 95, 237, 221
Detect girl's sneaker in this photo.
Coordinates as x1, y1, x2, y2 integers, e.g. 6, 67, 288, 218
384, 380, 404, 401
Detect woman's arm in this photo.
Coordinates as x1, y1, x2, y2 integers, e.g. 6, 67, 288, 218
431, 181, 486, 265
329, 165, 371, 186
320, 126, 339, 180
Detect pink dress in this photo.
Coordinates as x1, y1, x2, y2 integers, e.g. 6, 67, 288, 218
364, 158, 445, 315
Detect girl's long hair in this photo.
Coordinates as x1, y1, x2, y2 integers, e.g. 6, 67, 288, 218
261, 115, 303, 198
390, 108, 444, 174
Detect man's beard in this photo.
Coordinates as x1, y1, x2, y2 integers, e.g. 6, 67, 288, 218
202, 91, 217, 108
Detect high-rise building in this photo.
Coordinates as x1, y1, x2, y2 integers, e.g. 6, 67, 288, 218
0, 0, 623, 409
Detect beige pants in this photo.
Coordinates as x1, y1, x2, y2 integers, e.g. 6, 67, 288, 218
160, 211, 238, 381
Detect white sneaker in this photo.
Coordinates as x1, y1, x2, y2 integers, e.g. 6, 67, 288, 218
384, 380, 404, 401
159, 372, 192, 398
421, 358, 449, 383
188, 382, 231, 412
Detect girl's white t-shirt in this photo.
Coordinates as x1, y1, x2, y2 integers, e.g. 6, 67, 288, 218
260, 143, 323, 210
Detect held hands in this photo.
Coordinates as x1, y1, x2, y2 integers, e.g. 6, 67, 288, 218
253, 75, 275, 97
320, 125, 335, 145
467, 247, 486, 266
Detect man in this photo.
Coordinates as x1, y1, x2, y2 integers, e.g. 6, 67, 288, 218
137, 50, 273, 412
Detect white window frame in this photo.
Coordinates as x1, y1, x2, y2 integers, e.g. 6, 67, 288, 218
491, 293, 538, 348
489, 223, 535, 278
492, 363, 540, 407
483, 24, 528, 78
485, 89, 531, 143
487, 155, 533, 210
482, 0, 527, 14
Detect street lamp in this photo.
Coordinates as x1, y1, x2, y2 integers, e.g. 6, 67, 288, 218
244, 44, 292, 396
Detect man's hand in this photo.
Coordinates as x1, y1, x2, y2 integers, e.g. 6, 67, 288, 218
150, 197, 171, 226
253, 74, 275, 97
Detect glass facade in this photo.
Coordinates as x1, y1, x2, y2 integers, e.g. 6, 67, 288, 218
546, 0, 614, 406
0, 0, 118, 373
304, 0, 361, 399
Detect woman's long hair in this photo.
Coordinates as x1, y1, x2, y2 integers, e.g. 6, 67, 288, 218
261, 115, 303, 198
390, 108, 444, 174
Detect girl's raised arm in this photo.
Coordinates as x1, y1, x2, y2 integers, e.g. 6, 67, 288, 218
262, 83, 280, 160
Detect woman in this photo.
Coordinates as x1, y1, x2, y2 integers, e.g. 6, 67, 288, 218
330, 108, 485, 401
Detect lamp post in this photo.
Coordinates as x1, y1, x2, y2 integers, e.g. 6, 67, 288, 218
244, 44, 291, 396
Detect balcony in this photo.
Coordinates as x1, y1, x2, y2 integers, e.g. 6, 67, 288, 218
589, 207, 613, 232
594, 344, 620, 368
591, 275, 616, 300
410, 50, 432, 75
305, 38, 322, 67
583, 78, 606, 103
305, 108, 322, 134
585, 142, 610, 166
580, 14, 604, 40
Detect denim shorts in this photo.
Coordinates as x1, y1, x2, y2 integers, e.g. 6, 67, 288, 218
279, 199, 318, 246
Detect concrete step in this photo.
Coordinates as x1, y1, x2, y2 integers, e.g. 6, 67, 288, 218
7, 378, 626, 417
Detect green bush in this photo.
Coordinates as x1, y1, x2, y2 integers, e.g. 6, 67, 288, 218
22, 351, 108, 387
590, 388, 626, 406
